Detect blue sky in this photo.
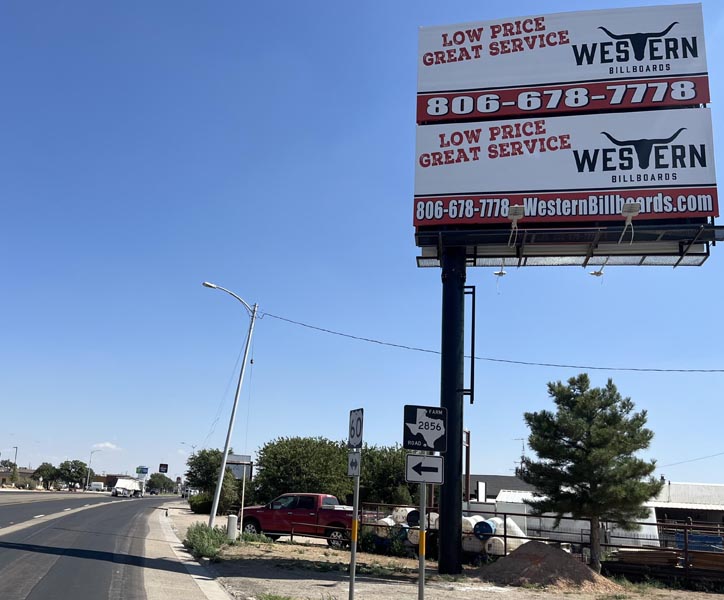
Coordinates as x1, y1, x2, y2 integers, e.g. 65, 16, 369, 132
2, 0, 723, 485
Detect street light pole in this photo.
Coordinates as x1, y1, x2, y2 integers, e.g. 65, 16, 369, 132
86, 450, 100, 490
202, 281, 259, 529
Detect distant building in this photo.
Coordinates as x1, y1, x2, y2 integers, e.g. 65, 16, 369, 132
470, 474, 724, 528
650, 480, 724, 524
0, 467, 37, 487
468, 474, 535, 502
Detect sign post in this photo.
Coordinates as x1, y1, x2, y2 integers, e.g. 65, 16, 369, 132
347, 408, 364, 600
404, 405, 448, 597
404, 455, 444, 600
418, 481, 427, 600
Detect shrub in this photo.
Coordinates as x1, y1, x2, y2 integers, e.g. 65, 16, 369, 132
188, 492, 213, 514
184, 522, 229, 559
188, 470, 237, 515
357, 527, 377, 553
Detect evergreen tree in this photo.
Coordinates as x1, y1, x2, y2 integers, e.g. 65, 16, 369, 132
522, 374, 663, 573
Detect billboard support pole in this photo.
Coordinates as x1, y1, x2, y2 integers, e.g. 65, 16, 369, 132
438, 246, 465, 574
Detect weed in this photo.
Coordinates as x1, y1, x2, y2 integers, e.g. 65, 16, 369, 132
521, 582, 545, 590
436, 573, 465, 582
240, 531, 274, 544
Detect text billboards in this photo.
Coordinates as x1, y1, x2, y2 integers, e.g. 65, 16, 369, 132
415, 108, 717, 226
418, 4, 708, 123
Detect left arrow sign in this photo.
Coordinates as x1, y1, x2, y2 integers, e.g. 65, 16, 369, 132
405, 454, 444, 484
412, 461, 439, 476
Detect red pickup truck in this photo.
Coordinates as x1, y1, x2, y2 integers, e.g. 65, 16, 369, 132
241, 493, 353, 548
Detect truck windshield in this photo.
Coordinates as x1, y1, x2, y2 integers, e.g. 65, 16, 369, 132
321, 497, 339, 506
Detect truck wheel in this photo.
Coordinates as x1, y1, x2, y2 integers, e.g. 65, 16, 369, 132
242, 519, 261, 536
327, 528, 348, 549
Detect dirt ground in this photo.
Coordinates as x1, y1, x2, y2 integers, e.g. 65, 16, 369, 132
164, 501, 721, 600
209, 539, 718, 600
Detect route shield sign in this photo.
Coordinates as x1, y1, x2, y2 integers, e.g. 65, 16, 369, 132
348, 408, 364, 449
403, 405, 447, 452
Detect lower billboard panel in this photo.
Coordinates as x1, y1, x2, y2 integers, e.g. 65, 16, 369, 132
415, 186, 717, 226
414, 108, 717, 226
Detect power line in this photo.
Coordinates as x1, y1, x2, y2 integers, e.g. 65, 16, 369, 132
660, 451, 724, 468
262, 312, 724, 374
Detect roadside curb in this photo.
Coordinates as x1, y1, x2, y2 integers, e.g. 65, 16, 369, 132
155, 501, 233, 600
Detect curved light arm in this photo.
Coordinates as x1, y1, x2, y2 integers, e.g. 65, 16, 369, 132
202, 282, 253, 315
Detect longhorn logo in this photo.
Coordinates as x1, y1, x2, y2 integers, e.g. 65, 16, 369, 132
600, 128, 686, 169
598, 22, 679, 60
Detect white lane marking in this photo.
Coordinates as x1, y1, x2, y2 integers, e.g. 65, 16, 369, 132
64, 508, 72, 511
33, 515, 45, 519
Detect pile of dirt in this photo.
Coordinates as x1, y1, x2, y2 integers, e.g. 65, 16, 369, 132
478, 541, 622, 593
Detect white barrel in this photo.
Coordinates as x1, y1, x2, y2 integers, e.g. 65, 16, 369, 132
392, 507, 414, 524
462, 534, 484, 554
488, 517, 527, 552
485, 536, 505, 556
462, 515, 484, 533
374, 516, 396, 538
487, 517, 504, 533
407, 526, 420, 545
504, 517, 526, 539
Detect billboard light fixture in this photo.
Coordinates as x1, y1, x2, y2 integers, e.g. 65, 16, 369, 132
619, 202, 642, 245
589, 257, 609, 277
507, 205, 526, 247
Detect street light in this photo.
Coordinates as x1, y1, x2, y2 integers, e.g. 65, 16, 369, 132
202, 281, 259, 529
85, 449, 101, 491
181, 441, 197, 454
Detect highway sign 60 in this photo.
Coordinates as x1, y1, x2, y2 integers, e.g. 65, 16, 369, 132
348, 408, 364, 449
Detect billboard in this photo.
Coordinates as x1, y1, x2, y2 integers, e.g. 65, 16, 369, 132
414, 108, 717, 226
417, 4, 708, 123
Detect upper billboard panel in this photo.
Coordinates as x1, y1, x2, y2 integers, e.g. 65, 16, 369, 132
417, 4, 708, 123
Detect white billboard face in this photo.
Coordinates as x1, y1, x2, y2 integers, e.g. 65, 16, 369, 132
414, 108, 717, 226
418, 4, 708, 123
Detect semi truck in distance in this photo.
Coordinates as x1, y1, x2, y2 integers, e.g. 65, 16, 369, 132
111, 477, 144, 498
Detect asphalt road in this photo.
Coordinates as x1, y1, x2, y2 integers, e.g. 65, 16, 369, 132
0, 493, 115, 528
0, 496, 180, 600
